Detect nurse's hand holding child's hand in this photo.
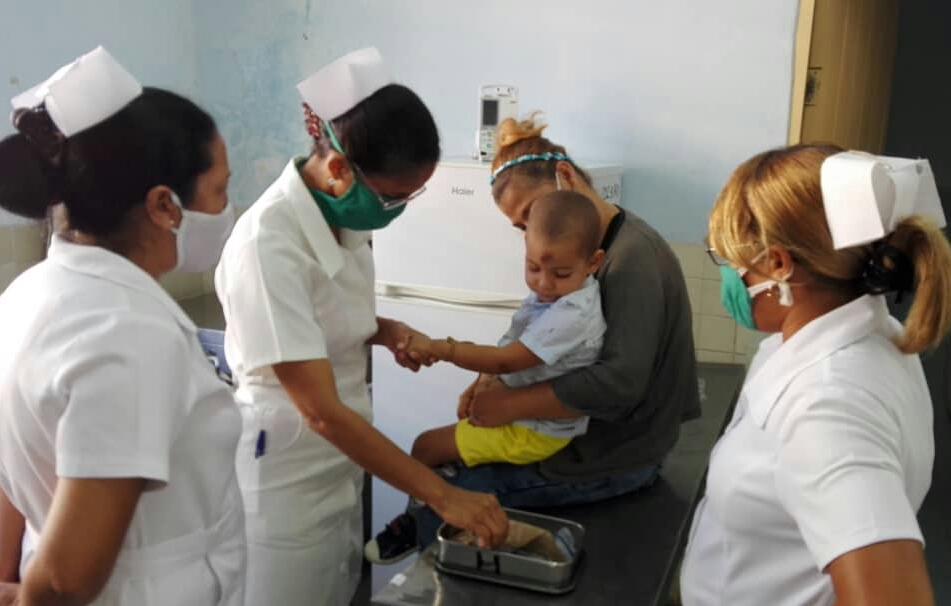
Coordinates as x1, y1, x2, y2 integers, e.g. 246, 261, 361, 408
398, 334, 469, 366
377, 318, 436, 372
399, 334, 443, 362
402, 337, 513, 427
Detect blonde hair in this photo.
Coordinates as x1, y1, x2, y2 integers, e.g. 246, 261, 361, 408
490, 111, 591, 197
709, 143, 951, 353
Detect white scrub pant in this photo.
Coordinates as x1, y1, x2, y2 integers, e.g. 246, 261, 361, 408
237, 388, 364, 606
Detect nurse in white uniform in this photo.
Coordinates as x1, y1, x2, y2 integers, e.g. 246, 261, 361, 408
215, 47, 508, 605
680, 144, 951, 606
0, 47, 244, 606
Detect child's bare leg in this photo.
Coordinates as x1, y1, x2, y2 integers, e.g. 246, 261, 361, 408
411, 424, 461, 468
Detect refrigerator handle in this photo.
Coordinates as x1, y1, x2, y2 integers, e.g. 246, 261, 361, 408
376, 282, 522, 310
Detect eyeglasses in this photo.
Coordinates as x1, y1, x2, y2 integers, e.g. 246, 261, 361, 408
350, 161, 427, 211
324, 122, 427, 211
706, 247, 729, 266
706, 246, 770, 269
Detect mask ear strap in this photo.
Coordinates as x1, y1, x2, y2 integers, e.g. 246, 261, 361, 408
771, 265, 794, 306
776, 281, 794, 306
746, 268, 796, 307
167, 190, 185, 233
746, 280, 774, 298
323, 122, 345, 154
740, 248, 796, 303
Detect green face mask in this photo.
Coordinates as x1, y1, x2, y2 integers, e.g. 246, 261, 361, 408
303, 126, 407, 231
719, 261, 789, 331
719, 265, 757, 330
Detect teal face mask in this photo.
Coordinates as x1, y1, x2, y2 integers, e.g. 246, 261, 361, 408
719, 262, 791, 330
304, 125, 408, 231
719, 265, 757, 330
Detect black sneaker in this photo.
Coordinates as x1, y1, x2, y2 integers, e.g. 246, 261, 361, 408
364, 513, 418, 565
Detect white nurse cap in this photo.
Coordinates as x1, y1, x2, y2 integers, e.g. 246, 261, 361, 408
10, 46, 142, 137
821, 151, 946, 249
297, 47, 393, 121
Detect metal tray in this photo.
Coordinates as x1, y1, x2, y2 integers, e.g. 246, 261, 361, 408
434, 508, 585, 594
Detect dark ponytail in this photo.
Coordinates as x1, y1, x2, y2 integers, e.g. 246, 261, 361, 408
0, 87, 217, 237
311, 84, 440, 178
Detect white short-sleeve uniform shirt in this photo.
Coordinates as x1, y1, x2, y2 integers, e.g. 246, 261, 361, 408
0, 238, 245, 606
681, 295, 933, 606
215, 158, 378, 605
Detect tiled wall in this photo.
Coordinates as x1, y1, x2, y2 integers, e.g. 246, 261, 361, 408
157, 268, 217, 301
670, 243, 765, 366
0, 221, 216, 302
0, 224, 46, 292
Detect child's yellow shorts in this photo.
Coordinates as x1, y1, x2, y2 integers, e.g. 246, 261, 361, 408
455, 419, 571, 467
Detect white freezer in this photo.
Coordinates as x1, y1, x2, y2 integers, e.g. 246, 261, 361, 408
372, 157, 623, 299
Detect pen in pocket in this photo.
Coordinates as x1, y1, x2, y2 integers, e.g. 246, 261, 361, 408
255, 429, 267, 458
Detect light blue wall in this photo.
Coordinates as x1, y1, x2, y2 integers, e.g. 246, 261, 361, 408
1, 0, 800, 241
191, 0, 324, 216
0, 0, 197, 224
196, 0, 800, 242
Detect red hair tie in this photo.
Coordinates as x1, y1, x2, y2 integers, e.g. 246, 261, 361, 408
302, 103, 322, 139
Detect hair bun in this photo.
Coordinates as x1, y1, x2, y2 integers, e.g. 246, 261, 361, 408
495, 111, 547, 152
862, 240, 915, 303
13, 106, 66, 167
0, 133, 62, 219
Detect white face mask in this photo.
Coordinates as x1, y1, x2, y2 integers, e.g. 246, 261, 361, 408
169, 192, 236, 273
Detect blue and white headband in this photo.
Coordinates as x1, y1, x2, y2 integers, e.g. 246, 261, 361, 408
489, 152, 572, 185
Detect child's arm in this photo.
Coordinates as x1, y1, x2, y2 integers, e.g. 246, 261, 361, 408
415, 336, 542, 375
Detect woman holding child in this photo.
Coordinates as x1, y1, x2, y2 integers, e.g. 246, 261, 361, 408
367, 113, 701, 562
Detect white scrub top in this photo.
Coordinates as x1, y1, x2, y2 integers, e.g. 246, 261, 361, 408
215, 158, 377, 605
0, 237, 245, 606
681, 295, 933, 606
